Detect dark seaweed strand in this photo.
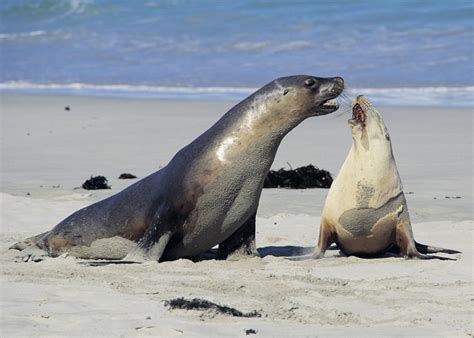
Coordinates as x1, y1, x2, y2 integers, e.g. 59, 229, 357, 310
164, 298, 261, 318
263, 164, 333, 189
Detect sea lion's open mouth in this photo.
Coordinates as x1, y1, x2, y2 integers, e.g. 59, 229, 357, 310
320, 98, 339, 111
316, 77, 344, 114
350, 103, 366, 125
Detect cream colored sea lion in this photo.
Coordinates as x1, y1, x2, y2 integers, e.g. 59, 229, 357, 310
313, 95, 460, 260
12, 75, 345, 262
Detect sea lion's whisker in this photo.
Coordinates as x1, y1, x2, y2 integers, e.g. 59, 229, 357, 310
337, 95, 352, 109
329, 104, 352, 119
340, 88, 355, 101
342, 88, 355, 102
337, 95, 351, 106
340, 91, 352, 100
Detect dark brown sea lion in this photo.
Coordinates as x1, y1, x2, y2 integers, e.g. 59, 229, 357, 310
13, 75, 345, 262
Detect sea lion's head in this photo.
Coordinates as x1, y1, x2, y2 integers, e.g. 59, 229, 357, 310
272, 75, 345, 118
349, 95, 390, 150
239, 75, 344, 139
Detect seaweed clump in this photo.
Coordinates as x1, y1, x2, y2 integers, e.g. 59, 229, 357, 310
82, 176, 111, 190
264, 164, 332, 189
164, 298, 261, 318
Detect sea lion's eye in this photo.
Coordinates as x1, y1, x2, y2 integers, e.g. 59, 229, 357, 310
283, 89, 289, 95
304, 78, 316, 87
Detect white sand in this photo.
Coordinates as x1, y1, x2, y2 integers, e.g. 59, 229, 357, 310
0, 94, 472, 336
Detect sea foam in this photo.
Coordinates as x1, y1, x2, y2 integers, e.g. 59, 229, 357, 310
1, 81, 472, 107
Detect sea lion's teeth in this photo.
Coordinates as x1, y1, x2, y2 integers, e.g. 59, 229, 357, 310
323, 98, 336, 106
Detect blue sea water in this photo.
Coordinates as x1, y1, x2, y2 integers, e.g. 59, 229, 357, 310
0, 0, 473, 106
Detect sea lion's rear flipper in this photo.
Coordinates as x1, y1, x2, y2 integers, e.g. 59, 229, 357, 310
412, 254, 456, 261
414, 241, 461, 255
78, 260, 141, 266
124, 205, 176, 262
396, 222, 456, 261
217, 212, 259, 260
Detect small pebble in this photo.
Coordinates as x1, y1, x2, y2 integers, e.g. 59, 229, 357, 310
245, 328, 257, 335
118, 173, 137, 179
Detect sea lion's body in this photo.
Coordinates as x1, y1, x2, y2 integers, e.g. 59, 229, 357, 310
14, 75, 344, 261
314, 96, 459, 259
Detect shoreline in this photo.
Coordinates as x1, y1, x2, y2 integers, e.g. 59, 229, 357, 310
2, 85, 474, 108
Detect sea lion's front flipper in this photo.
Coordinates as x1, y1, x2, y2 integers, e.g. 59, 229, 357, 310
10, 231, 51, 262
124, 205, 177, 262
10, 231, 50, 251
12, 245, 49, 263
312, 218, 337, 259
217, 212, 259, 260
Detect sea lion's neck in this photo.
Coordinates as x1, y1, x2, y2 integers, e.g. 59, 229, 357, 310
348, 138, 395, 169
342, 135, 402, 193
331, 139, 402, 208
350, 120, 394, 160
174, 93, 302, 177
228, 91, 302, 139
210, 93, 303, 157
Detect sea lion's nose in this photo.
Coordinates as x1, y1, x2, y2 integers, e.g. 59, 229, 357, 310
333, 77, 344, 89
328, 76, 344, 95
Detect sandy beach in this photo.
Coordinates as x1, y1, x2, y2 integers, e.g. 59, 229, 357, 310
0, 94, 472, 336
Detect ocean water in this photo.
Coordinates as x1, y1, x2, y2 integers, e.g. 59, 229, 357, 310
1, 0, 473, 106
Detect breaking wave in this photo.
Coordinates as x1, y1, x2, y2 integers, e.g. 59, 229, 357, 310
1, 81, 473, 107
